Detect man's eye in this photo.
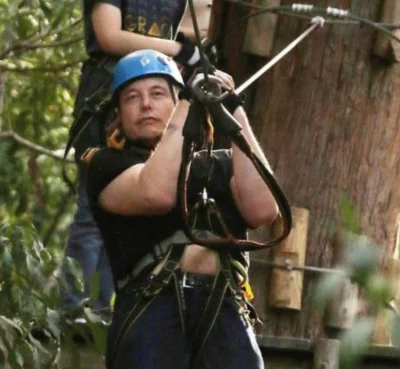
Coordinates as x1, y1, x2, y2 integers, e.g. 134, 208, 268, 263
153, 91, 165, 97
127, 94, 139, 100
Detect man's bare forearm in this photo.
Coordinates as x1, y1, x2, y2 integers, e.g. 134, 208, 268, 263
139, 100, 190, 204
231, 107, 278, 227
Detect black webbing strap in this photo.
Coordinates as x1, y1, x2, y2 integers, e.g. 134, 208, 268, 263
190, 251, 241, 366
111, 244, 186, 362
111, 244, 247, 366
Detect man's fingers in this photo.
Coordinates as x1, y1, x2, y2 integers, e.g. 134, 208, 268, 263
213, 70, 235, 91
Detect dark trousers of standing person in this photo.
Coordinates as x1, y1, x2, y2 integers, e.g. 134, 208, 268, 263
62, 163, 114, 314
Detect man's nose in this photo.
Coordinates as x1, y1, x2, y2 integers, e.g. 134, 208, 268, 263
140, 94, 152, 110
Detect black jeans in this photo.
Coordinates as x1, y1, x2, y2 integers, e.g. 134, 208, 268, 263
106, 287, 264, 369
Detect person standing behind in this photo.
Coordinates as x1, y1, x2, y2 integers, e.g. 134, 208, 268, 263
62, 0, 209, 317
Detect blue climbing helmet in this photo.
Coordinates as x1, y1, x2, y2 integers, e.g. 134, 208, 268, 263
111, 49, 184, 100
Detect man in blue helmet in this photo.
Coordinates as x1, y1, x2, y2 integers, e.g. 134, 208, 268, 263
85, 49, 278, 369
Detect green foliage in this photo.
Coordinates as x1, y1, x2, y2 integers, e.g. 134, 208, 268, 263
0, 3, 110, 368
339, 318, 376, 369
0, 0, 83, 247
313, 202, 399, 369
0, 222, 63, 368
339, 197, 362, 235
0, 222, 109, 368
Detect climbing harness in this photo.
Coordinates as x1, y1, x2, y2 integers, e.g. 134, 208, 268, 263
110, 231, 254, 366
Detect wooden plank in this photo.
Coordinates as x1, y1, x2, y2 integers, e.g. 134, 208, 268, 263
388, 258, 400, 306
372, 255, 400, 346
324, 277, 358, 330
256, 334, 313, 353
313, 338, 340, 369
373, 0, 400, 62
269, 207, 309, 310
325, 232, 360, 330
243, 0, 280, 57
372, 225, 400, 346
372, 309, 394, 346
366, 345, 400, 360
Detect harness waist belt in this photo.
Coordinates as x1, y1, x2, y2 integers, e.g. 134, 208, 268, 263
117, 230, 220, 291
181, 272, 215, 289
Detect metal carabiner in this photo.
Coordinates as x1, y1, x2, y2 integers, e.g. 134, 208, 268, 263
191, 74, 226, 104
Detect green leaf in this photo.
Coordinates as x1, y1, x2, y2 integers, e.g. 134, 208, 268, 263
339, 317, 375, 369
89, 271, 101, 305
46, 308, 61, 341
339, 197, 362, 234
344, 234, 379, 285
83, 308, 108, 354
312, 269, 348, 313
0, 316, 24, 336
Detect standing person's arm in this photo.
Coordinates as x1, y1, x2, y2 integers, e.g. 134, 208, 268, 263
229, 106, 279, 228
92, 3, 198, 66
178, 0, 212, 40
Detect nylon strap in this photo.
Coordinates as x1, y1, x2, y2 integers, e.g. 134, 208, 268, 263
111, 244, 186, 361
190, 251, 242, 366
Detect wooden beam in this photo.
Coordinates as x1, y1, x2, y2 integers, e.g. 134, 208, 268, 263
372, 222, 400, 346
373, 0, 400, 62
324, 233, 360, 331
313, 338, 340, 369
243, 0, 280, 57
324, 278, 358, 330
256, 334, 400, 360
372, 309, 394, 346
269, 207, 309, 310
256, 335, 313, 353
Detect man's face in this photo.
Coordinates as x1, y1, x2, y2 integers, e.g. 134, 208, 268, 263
118, 77, 176, 148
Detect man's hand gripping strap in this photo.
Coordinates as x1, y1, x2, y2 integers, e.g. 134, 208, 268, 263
178, 80, 293, 251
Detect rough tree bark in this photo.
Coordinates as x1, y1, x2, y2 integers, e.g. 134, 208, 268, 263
216, 0, 400, 340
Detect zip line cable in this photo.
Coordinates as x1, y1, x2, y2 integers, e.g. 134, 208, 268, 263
235, 16, 324, 95
188, 2, 400, 101
224, 1, 400, 44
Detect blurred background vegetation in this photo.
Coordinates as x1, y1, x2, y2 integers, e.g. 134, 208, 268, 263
0, 0, 82, 247
0, 1, 109, 368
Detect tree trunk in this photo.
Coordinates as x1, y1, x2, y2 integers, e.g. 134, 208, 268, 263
219, 0, 400, 340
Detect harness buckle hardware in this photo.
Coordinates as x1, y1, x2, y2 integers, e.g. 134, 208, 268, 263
143, 275, 168, 297
181, 273, 194, 289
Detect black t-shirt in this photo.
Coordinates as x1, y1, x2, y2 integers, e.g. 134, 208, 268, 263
87, 146, 248, 282
84, 0, 187, 57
